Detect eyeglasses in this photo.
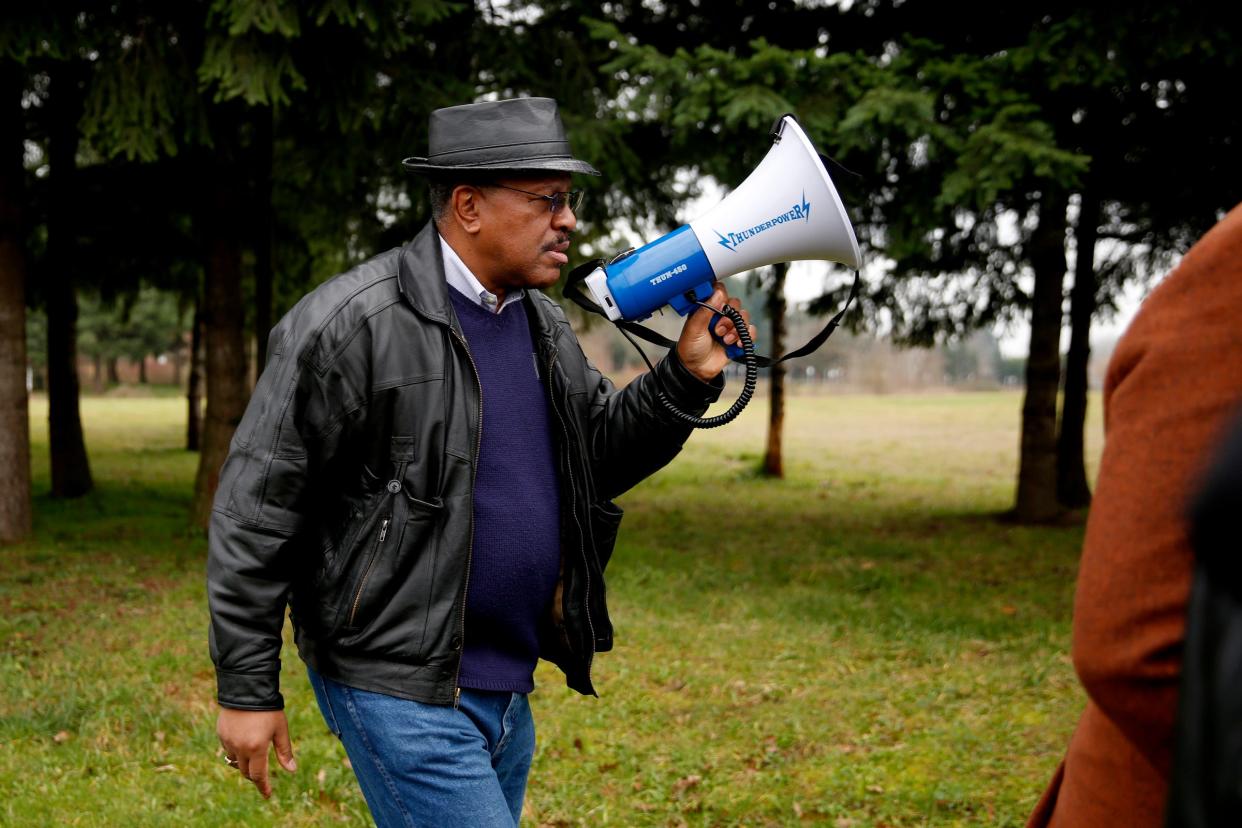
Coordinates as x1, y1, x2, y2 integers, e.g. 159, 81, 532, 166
487, 183, 584, 215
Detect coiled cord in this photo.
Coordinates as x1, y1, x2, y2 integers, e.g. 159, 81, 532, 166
619, 300, 758, 429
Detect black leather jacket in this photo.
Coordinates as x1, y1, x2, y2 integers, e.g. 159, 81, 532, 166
207, 223, 721, 710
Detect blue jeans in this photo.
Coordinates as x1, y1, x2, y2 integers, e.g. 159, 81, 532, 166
307, 666, 535, 827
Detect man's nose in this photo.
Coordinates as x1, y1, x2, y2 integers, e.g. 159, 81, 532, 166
553, 204, 577, 233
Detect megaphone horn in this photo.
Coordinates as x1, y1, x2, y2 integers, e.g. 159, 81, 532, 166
585, 114, 862, 323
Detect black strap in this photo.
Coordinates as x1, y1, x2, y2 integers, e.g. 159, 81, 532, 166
563, 260, 860, 368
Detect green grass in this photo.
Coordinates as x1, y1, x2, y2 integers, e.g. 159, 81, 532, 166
0, 389, 1098, 826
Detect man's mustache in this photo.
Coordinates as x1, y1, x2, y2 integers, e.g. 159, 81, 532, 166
544, 233, 572, 252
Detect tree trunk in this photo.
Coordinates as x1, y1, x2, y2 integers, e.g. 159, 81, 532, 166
45, 65, 92, 499
0, 62, 32, 544
187, 303, 203, 452
106, 356, 119, 385
138, 355, 148, 384
763, 263, 788, 478
46, 286, 93, 497
192, 118, 249, 528
1014, 189, 1069, 523
93, 353, 104, 392
253, 107, 275, 377
1057, 189, 1099, 509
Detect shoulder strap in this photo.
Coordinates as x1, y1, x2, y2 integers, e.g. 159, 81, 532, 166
563, 261, 859, 368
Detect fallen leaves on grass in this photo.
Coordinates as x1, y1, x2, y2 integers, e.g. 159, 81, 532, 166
672, 773, 701, 796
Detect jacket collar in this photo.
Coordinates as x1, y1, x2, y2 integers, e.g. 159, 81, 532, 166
398, 220, 559, 345
396, 222, 454, 326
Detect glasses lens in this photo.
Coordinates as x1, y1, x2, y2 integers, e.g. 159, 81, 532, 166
560, 190, 584, 214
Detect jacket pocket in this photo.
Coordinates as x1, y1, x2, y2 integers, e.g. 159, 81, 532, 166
588, 500, 624, 572
316, 502, 364, 588
310, 461, 386, 593
342, 512, 396, 632
339, 490, 445, 651
300, 495, 380, 632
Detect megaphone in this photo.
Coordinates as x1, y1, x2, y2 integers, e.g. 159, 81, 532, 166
571, 114, 862, 429
584, 114, 862, 324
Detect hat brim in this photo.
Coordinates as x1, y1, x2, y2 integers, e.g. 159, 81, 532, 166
401, 156, 601, 177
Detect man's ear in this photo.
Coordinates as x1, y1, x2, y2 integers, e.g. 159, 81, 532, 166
452, 185, 484, 235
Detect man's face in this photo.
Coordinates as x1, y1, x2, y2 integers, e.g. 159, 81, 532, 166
472, 173, 577, 293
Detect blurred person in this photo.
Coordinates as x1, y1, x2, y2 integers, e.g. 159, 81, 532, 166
1028, 203, 1242, 827
206, 97, 755, 826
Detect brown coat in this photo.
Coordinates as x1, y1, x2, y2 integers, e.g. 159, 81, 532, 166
1029, 203, 1242, 828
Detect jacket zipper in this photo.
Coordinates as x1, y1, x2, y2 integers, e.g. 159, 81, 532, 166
451, 328, 483, 709
347, 516, 390, 628
546, 349, 596, 691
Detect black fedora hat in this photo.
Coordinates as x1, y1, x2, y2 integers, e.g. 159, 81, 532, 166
402, 97, 600, 176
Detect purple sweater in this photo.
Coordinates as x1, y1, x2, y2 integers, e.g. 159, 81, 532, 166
449, 290, 561, 693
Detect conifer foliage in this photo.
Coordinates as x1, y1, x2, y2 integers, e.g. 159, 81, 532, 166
0, 2, 1238, 537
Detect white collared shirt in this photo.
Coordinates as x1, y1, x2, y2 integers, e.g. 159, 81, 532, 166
439, 234, 524, 313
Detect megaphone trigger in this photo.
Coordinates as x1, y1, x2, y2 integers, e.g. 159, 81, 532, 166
708, 309, 745, 360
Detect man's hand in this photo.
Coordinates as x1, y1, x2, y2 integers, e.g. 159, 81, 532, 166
676, 283, 757, 382
217, 708, 297, 799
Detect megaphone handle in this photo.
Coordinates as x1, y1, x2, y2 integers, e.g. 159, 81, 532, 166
708, 311, 745, 360
668, 282, 744, 359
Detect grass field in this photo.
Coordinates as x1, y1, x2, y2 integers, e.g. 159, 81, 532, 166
0, 389, 1101, 826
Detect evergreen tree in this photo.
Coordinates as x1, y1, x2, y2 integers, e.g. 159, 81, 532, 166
42, 60, 93, 496
1047, 5, 1242, 509
4, 10, 99, 499
185, 0, 463, 528
825, 1, 1240, 521
0, 61, 32, 543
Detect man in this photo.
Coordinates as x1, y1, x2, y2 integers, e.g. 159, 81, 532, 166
208, 97, 754, 826
1027, 203, 1242, 827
